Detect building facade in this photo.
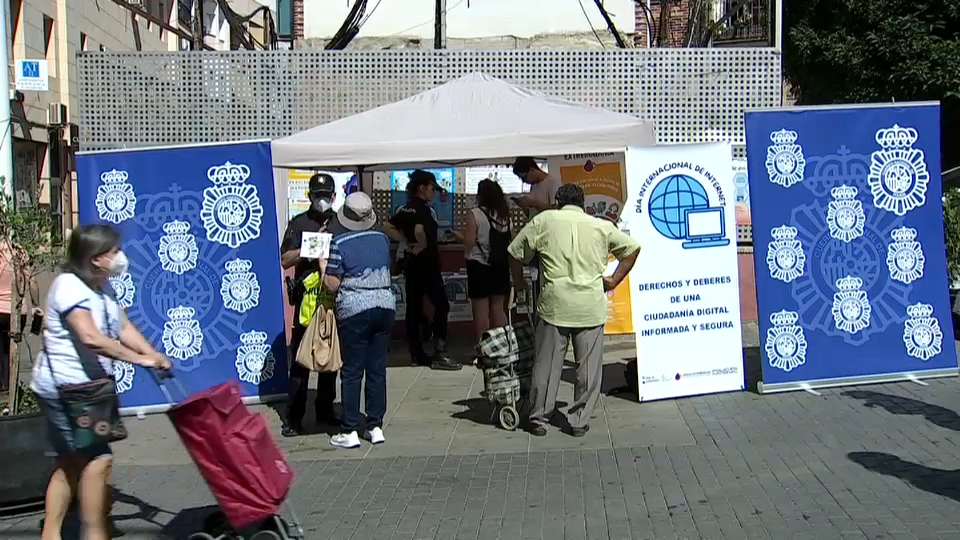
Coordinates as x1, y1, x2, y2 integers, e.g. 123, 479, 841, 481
9, 0, 275, 227
634, 0, 773, 48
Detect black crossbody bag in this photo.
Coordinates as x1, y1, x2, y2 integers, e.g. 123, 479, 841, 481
45, 283, 127, 449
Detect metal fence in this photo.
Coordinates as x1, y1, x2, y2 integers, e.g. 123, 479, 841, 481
77, 48, 780, 241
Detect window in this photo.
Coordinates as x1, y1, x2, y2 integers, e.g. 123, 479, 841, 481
80, 32, 88, 51
10, 0, 22, 45
42, 14, 56, 76
42, 15, 54, 57
178, 0, 192, 27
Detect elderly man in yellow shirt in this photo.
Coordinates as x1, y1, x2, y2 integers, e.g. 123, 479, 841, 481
508, 184, 641, 437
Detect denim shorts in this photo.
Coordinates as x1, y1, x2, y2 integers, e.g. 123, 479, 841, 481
39, 396, 113, 459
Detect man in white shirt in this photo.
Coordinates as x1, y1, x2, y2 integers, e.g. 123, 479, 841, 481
509, 157, 563, 322
511, 157, 562, 219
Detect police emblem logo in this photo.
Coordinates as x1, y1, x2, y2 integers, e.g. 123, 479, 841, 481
95, 169, 137, 224
831, 276, 872, 334
158, 220, 200, 275
235, 330, 275, 385
220, 258, 261, 313
886, 227, 925, 285
764, 310, 808, 372
200, 161, 264, 249
113, 361, 135, 394
766, 225, 806, 283
108, 272, 136, 309
825, 185, 865, 243
765, 129, 806, 188
162, 305, 204, 360
903, 303, 943, 361
868, 124, 930, 216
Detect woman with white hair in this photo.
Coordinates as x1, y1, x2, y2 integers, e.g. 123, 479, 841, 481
320, 192, 396, 449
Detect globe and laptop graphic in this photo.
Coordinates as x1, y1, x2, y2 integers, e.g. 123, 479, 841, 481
648, 174, 730, 249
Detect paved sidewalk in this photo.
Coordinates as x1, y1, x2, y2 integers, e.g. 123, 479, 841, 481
5, 325, 960, 539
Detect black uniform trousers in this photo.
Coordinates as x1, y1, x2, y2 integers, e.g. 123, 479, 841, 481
404, 259, 450, 361
285, 323, 337, 426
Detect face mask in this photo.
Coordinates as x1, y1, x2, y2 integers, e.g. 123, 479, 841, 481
110, 251, 129, 275
311, 197, 332, 212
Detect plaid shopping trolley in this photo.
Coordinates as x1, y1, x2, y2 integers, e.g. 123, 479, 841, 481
475, 306, 535, 430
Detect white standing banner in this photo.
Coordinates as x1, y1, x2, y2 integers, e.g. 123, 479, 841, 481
623, 143, 745, 401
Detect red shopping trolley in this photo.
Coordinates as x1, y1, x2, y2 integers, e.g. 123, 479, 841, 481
151, 370, 304, 540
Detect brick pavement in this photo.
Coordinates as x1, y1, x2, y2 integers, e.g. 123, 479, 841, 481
4, 330, 960, 539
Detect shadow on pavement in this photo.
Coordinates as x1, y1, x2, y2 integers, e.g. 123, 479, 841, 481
565, 360, 637, 402
843, 390, 960, 432
162, 505, 227, 539
849, 451, 960, 503
452, 397, 567, 429
742, 346, 763, 393
35, 487, 174, 539
577, 347, 764, 401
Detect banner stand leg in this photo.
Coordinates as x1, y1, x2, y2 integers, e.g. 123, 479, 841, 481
758, 368, 957, 395
119, 393, 286, 417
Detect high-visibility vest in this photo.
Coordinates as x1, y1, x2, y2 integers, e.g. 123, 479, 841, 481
298, 271, 336, 327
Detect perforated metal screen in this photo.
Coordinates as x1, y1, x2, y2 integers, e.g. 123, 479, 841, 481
77, 49, 781, 151
77, 49, 780, 237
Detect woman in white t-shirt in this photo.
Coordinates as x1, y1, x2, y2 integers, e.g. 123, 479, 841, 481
451, 179, 513, 340
33, 225, 170, 540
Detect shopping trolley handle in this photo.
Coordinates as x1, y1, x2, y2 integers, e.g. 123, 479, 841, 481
148, 367, 174, 382
148, 366, 188, 405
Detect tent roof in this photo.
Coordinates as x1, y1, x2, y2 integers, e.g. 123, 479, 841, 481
271, 72, 656, 170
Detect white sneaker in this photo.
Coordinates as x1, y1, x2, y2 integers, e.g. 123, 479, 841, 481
364, 427, 385, 445
330, 431, 361, 449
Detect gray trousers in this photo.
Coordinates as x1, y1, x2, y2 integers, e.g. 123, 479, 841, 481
528, 320, 604, 430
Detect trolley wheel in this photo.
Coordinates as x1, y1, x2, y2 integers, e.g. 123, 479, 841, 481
250, 531, 282, 540
499, 405, 520, 431
188, 534, 216, 540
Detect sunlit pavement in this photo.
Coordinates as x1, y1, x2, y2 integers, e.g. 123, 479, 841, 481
5, 325, 960, 539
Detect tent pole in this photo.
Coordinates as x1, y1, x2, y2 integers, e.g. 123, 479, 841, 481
434, 0, 446, 49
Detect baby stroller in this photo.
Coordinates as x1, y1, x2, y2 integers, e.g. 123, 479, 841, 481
474, 296, 535, 430
150, 370, 304, 540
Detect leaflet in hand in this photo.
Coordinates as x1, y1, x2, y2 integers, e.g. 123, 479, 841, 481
300, 232, 332, 259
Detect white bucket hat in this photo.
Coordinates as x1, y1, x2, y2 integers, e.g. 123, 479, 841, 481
337, 192, 378, 231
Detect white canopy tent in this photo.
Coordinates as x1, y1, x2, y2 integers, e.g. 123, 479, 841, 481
270, 72, 656, 171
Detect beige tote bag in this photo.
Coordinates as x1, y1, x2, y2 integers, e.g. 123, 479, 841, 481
295, 305, 342, 373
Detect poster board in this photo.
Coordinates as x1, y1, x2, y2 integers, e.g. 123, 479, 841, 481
745, 103, 958, 392
623, 143, 745, 401
549, 152, 633, 334
76, 141, 287, 414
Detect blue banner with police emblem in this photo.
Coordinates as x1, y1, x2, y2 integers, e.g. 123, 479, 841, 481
745, 103, 958, 392
75, 141, 287, 412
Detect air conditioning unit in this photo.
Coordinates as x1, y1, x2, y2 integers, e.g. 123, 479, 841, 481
127, 0, 145, 7
48, 103, 67, 126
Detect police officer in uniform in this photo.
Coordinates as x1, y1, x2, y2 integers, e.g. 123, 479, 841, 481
279, 173, 339, 436
384, 170, 461, 371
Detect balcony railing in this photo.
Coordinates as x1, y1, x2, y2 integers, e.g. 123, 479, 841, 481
713, 0, 771, 45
